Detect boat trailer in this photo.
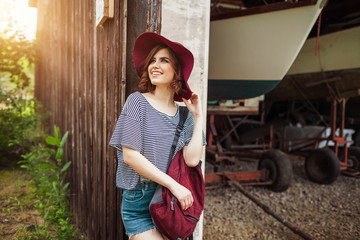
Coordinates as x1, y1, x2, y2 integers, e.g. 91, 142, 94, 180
205, 104, 293, 192
205, 98, 360, 189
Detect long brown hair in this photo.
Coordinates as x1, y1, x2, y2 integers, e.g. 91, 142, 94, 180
137, 44, 188, 97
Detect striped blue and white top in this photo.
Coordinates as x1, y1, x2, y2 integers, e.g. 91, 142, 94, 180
109, 92, 206, 190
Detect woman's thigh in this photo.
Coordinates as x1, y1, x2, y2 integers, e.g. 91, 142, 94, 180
129, 228, 164, 240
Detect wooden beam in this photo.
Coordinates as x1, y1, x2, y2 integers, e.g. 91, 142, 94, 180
211, 0, 318, 21
305, 77, 342, 87
339, 89, 360, 99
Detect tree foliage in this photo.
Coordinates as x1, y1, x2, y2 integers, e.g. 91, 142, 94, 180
0, 30, 36, 90
0, 1, 40, 166
0, 30, 35, 90
0, 0, 36, 90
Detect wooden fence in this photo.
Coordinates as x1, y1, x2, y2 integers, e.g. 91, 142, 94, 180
34, 0, 161, 239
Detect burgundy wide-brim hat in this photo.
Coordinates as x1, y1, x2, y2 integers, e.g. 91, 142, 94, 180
133, 32, 194, 102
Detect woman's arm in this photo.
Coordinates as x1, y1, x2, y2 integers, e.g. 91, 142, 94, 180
123, 146, 194, 210
182, 93, 204, 167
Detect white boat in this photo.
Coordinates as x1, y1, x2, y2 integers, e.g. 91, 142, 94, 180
288, 26, 360, 75
208, 0, 326, 100
266, 26, 360, 101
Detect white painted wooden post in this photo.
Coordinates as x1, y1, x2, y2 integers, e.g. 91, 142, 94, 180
161, 1, 210, 239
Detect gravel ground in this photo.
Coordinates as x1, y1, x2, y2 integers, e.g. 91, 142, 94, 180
203, 158, 360, 240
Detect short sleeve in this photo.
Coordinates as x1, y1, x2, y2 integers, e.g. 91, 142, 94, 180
109, 93, 143, 153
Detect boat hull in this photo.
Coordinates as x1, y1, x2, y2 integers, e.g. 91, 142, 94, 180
266, 26, 360, 102
208, 79, 279, 100
208, 0, 324, 100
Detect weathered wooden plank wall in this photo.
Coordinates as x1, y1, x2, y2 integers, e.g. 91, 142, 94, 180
34, 0, 161, 239
125, 0, 162, 96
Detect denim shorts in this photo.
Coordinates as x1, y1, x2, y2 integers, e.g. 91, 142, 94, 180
121, 181, 158, 236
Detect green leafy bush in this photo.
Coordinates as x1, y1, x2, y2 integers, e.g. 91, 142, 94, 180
0, 89, 46, 167
20, 125, 80, 239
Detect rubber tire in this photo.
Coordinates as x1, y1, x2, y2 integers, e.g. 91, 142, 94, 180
258, 150, 293, 192
347, 146, 360, 170
305, 148, 340, 184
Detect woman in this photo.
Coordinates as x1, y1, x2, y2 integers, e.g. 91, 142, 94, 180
109, 32, 206, 240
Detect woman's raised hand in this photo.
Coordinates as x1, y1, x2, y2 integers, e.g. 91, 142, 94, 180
182, 93, 203, 119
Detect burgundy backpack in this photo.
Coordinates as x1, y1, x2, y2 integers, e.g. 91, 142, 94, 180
149, 107, 205, 240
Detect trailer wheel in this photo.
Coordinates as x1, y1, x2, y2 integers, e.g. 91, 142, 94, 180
305, 148, 340, 184
258, 150, 292, 192
347, 146, 360, 170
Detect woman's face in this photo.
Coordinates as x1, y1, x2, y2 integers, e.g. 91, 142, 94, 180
148, 48, 175, 88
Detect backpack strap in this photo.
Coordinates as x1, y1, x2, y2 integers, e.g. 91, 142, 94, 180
167, 106, 189, 167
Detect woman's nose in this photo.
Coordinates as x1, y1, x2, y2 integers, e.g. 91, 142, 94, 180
152, 60, 159, 68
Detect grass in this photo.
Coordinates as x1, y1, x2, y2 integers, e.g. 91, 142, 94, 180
0, 168, 44, 239
0, 126, 83, 239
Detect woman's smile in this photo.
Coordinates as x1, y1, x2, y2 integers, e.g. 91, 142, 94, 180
150, 70, 162, 77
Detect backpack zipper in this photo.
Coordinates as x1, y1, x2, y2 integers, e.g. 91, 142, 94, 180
171, 197, 198, 222
171, 197, 175, 210
185, 215, 198, 222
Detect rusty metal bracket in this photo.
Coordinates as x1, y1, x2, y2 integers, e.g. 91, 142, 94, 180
205, 169, 272, 189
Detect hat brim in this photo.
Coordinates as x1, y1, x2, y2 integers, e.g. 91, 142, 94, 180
133, 32, 194, 101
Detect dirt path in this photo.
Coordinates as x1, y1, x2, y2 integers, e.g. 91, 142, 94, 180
0, 169, 43, 239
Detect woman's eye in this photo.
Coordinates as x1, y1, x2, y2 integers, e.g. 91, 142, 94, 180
161, 58, 169, 63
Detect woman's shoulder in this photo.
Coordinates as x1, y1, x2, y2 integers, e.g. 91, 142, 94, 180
124, 92, 147, 107
126, 91, 143, 102
122, 92, 146, 118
